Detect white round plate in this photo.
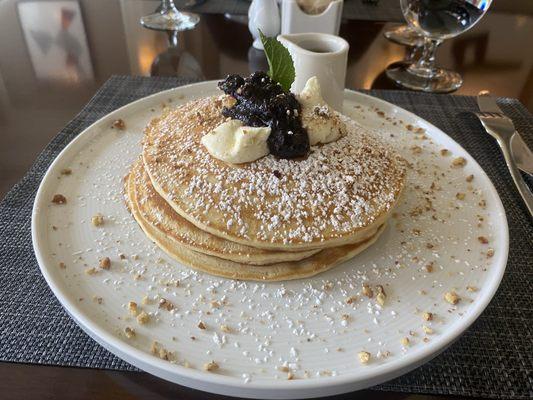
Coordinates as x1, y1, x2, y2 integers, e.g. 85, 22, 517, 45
32, 81, 508, 399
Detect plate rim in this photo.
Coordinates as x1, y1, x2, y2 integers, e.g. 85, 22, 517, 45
31, 80, 509, 398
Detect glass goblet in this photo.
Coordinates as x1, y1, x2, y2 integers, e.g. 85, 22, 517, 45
140, 0, 199, 32
386, 0, 492, 93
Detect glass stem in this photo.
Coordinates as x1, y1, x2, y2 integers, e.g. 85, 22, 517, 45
167, 30, 179, 48
408, 37, 442, 79
161, 0, 179, 14
405, 44, 421, 63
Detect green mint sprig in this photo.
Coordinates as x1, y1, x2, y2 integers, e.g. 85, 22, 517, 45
259, 30, 295, 92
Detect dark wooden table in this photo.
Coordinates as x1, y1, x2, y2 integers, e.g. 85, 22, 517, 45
1, 1, 532, 399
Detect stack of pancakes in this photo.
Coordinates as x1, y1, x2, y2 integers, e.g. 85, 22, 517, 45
125, 95, 406, 281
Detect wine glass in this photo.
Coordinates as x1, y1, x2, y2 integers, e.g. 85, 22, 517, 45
386, 0, 492, 93
140, 0, 199, 32
150, 31, 204, 79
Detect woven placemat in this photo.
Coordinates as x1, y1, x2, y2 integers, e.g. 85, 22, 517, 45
177, 0, 404, 22
0, 76, 532, 399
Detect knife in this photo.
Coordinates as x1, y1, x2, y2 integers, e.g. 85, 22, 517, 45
477, 92, 533, 175
510, 132, 533, 176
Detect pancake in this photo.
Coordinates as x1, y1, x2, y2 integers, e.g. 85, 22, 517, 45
142, 95, 405, 251
127, 176, 386, 280
126, 159, 323, 265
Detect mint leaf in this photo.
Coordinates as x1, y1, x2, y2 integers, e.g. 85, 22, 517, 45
259, 30, 295, 92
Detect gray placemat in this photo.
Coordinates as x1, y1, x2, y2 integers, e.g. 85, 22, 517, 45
177, 0, 404, 22
0, 76, 532, 399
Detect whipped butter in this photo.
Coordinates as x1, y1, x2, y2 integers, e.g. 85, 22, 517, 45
298, 76, 347, 146
201, 119, 270, 164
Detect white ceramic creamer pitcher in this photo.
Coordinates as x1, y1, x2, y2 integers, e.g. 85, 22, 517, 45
277, 33, 349, 111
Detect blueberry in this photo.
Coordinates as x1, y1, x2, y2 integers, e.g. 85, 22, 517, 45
247, 71, 271, 85
218, 74, 244, 96
267, 127, 309, 159
268, 94, 300, 121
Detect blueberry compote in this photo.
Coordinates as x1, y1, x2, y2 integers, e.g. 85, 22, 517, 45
218, 72, 310, 159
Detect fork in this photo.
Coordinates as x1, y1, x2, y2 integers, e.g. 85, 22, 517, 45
474, 111, 533, 217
